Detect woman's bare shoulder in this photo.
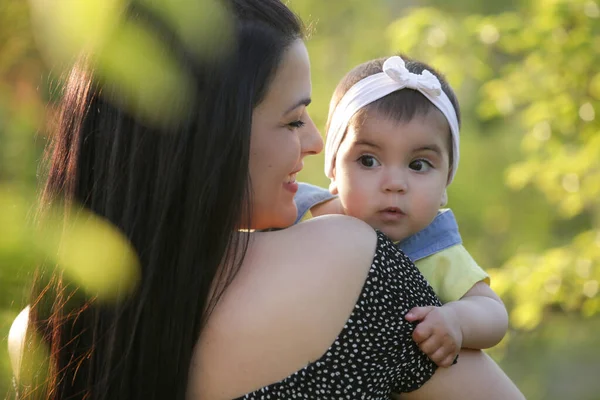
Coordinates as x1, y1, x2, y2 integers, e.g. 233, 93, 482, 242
259, 215, 380, 326
188, 215, 381, 399
249, 215, 379, 287
279, 214, 377, 257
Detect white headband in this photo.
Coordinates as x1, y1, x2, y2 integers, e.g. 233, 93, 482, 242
324, 56, 460, 184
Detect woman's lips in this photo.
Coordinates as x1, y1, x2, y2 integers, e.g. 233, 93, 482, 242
283, 172, 299, 194
283, 181, 299, 193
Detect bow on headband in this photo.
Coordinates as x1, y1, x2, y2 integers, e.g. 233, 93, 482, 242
382, 56, 442, 97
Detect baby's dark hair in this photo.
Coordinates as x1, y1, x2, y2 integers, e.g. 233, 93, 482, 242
326, 54, 461, 170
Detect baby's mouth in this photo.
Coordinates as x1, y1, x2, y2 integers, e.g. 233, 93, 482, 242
381, 207, 404, 215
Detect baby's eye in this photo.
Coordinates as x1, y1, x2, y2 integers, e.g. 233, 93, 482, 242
358, 155, 381, 168
409, 159, 433, 172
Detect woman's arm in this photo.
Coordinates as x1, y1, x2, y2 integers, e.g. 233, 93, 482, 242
396, 349, 525, 400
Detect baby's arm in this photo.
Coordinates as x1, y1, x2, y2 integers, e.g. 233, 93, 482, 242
294, 183, 343, 222
310, 196, 344, 217
446, 281, 508, 349
405, 281, 508, 367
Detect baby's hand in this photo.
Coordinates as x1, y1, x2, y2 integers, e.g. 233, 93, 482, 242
405, 305, 462, 368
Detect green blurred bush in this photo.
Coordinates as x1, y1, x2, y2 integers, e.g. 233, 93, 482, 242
0, 0, 598, 399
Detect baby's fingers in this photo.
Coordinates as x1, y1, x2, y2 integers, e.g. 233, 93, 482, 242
405, 306, 435, 322
417, 334, 442, 356
412, 321, 433, 344
438, 353, 458, 368
424, 343, 454, 367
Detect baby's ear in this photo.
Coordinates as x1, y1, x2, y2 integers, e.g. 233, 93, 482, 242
440, 189, 448, 207
329, 166, 339, 194
329, 180, 338, 195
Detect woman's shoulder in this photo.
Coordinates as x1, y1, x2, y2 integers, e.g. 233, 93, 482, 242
262, 215, 382, 337
283, 213, 377, 256
289, 213, 374, 238
189, 216, 387, 399
262, 214, 380, 282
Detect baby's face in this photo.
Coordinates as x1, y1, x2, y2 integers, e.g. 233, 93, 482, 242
331, 109, 451, 242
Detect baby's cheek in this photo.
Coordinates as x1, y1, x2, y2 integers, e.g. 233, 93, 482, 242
345, 196, 372, 221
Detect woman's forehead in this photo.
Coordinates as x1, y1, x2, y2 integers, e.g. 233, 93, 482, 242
259, 40, 312, 115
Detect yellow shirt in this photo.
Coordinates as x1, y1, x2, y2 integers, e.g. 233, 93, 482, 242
416, 244, 489, 303
301, 210, 489, 303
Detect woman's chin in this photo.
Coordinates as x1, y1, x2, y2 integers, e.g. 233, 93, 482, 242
256, 205, 297, 230
270, 214, 297, 230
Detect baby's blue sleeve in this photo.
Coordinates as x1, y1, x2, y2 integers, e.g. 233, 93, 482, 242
398, 209, 462, 261
293, 183, 336, 224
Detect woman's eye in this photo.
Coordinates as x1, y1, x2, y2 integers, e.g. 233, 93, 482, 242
409, 159, 433, 172
358, 155, 380, 168
287, 120, 306, 129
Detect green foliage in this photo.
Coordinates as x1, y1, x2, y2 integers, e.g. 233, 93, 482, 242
0, 0, 599, 398
384, 0, 600, 331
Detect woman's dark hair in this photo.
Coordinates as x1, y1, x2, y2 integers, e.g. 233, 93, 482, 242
326, 54, 461, 170
20, 1, 303, 399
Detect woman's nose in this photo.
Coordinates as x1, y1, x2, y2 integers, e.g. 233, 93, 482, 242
300, 115, 323, 156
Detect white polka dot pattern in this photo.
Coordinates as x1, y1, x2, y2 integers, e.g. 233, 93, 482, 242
236, 231, 442, 399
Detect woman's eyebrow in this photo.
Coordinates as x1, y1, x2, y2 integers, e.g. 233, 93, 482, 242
284, 97, 312, 114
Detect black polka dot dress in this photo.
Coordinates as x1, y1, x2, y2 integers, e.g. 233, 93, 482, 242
236, 231, 442, 399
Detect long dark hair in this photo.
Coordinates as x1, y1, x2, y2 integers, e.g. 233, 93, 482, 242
19, 1, 303, 399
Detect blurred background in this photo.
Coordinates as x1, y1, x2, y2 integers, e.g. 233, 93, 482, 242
0, 0, 598, 398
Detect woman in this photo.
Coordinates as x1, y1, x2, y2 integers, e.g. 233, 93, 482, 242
10, 0, 524, 399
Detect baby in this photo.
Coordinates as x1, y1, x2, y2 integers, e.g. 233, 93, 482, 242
295, 55, 508, 367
